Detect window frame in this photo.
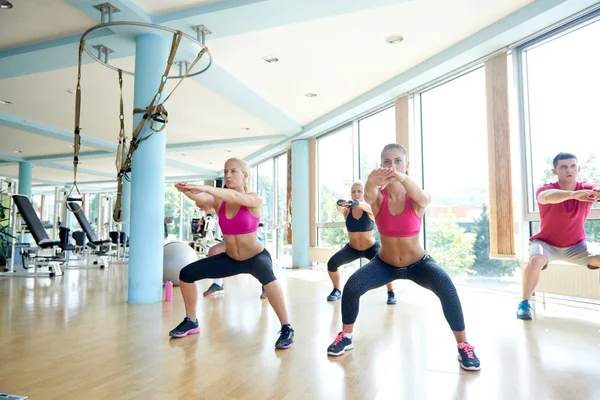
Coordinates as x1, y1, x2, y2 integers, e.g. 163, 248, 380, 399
515, 10, 600, 222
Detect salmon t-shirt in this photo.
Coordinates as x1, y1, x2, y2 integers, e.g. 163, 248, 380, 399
529, 181, 599, 248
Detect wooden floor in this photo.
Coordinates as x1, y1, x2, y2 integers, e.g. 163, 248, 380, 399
2, 264, 600, 400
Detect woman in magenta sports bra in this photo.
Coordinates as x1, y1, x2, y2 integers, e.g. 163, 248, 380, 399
168, 157, 294, 349
326, 144, 481, 371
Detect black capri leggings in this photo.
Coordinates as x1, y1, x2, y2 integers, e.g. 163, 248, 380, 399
341, 253, 465, 331
179, 248, 277, 285
327, 242, 380, 272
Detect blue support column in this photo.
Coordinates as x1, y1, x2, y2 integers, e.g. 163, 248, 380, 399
18, 162, 33, 243
128, 34, 168, 304
291, 140, 310, 267
18, 162, 32, 199
121, 179, 131, 236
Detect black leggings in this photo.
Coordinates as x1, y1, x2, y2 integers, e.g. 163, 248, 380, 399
179, 248, 277, 286
327, 242, 380, 272
341, 253, 465, 331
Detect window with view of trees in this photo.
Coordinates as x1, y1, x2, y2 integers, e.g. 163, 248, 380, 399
257, 159, 275, 254
420, 67, 520, 286
521, 17, 600, 254
523, 18, 600, 213
317, 126, 354, 247
275, 153, 291, 262
358, 106, 396, 244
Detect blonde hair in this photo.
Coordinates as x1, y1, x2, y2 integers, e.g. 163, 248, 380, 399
351, 181, 364, 190
225, 157, 250, 192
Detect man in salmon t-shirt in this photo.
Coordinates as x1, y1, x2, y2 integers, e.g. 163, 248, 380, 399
517, 152, 600, 320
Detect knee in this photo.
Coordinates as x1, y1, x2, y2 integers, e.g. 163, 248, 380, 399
527, 255, 548, 271
341, 277, 362, 300
208, 246, 218, 257
327, 259, 339, 272
588, 256, 600, 270
178, 265, 196, 284
255, 262, 277, 285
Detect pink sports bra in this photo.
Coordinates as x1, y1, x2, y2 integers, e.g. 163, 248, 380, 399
375, 188, 422, 237
218, 201, 260, 235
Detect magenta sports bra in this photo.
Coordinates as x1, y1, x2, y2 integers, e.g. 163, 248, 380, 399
218, 201, 260, 235
375, 188, 422, 237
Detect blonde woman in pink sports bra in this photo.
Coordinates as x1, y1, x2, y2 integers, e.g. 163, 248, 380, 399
326, 144, 481, 371
168, 157, 295, 349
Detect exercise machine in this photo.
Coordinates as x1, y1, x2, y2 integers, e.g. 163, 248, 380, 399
1, 195, 74, 277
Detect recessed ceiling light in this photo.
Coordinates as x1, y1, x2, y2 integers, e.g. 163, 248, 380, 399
67, 89, 76, 94
241, 127, 250, 131
181, 153, 186, 156
208, 162, 213, 165
385, 34, 404, 44
0, 1, 13, 10
14, 150, 22, 154
263, 55, 279, 63
68, 144, 74, 148
224, 149, 232, 153
0, 100, 12, 105
305, 93, 317, 98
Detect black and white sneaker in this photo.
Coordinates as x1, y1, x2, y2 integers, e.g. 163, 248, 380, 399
169, 317, 200, 338
327, 288, 342, 301
387, 290, 397, 305
327, 331, 354, 356
275, 324, 295, 349
203, 283, 224, 297
457, 342, 481, 371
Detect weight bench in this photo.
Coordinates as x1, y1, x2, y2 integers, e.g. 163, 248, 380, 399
66, 202, 111, 269
1, 194, 75, 278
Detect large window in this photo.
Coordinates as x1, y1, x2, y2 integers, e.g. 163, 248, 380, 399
257, 159, 275, 254
522, 18, 600, 214
358, 106, 396, 244
317, 126, 354, 247
358, 106, 396, 180
420, 67, 520, 287
275, 153, 291, 262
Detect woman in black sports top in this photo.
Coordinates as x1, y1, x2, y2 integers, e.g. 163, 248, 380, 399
325, 181, 396, 304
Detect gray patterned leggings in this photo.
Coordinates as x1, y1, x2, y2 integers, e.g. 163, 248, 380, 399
342, 253, 465, 331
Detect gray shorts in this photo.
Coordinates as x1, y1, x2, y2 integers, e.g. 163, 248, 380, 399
528, 239, 600, 269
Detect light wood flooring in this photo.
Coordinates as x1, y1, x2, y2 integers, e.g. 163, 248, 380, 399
1, 263, 600, 399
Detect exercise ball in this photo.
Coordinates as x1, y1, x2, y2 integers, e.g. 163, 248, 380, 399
163, 241, 198, 286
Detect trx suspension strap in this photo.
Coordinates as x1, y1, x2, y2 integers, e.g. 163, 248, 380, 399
112, 31, 208, 222
68, 37, 86, 211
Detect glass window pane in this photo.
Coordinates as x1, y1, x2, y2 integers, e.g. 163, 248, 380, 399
525, 20, 600, 210
318, 227, 350, 248
421, 67, 520, 289
164, 184, 182, 240
318, 127, 354, 225
257, 159, 274, 254
276, 227, 292, 263
276, 153, 287, 227
358, 106, 395, 180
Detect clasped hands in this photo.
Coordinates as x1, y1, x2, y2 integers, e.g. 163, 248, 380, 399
573, 188, 600, 202
367, 168, 406, 186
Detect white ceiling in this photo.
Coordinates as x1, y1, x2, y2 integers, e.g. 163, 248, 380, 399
0, 128, 95, 157
0, 163, 110, 184
0, 0, 543, 187
209, 0, 533, 125
0, 0, 97, 50
136, 0, 222, 15
165, 143, 269, 168
0, 56, 277, 145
